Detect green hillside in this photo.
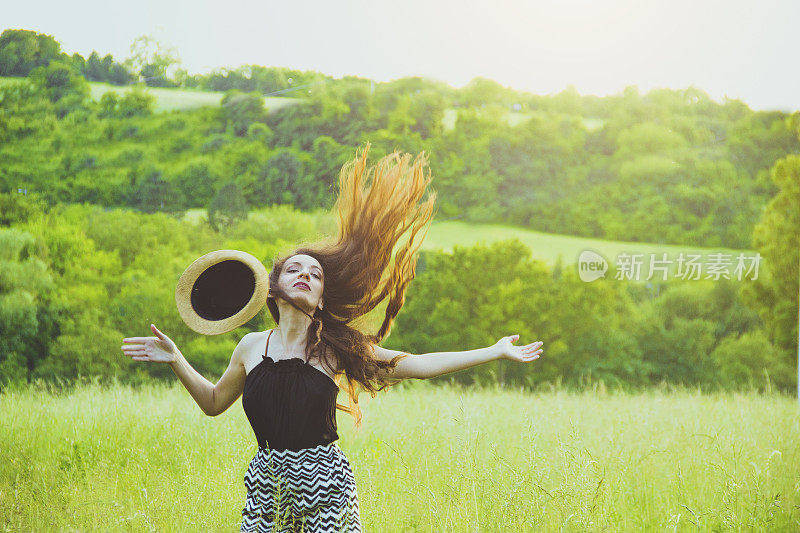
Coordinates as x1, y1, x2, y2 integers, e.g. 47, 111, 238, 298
3, 76, 601, 125
183, 208, 754, 280
0, 75, 299, 112
2, 29, 795, 396
442, 107, 605, 131
420, 219, 751, 266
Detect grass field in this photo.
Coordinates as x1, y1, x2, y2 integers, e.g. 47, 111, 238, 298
184, 208, 754, 282
417, 220, 752, 271
421, 220, 758, 283
442, 108, 605, 132
85, 82, 299, 113
0, 76, 299, 113
2, 76, 606, 128
1, 379, 798, 531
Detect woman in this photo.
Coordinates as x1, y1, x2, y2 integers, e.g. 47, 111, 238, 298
121, 144, 544, 532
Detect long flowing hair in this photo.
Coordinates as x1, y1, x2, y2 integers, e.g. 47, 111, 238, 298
265, 142, 437, 427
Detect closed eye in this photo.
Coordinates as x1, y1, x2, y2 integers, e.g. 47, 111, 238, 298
287, 267, 321, 278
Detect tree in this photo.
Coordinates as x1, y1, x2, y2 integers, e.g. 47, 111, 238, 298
208, 182, 249, 232
125, 34, 181, 87
140, 63, 172, 87
0, 29, 63, 76
108, 63, 134, 85
744, 153, 800, 356
387, 93, 416, 136
117, 87, 155, 117
240, 149, 306, 207
390, 239, 634, 387
97, 92, 119, 118
0, 228, 56, 387
0, 192, 47, 226
70, 52, 85, 76
28, 61, 89, 104
130, 169, 182, 215
614, 122, 689, 159
101, 54, 114, 80
711, 330, 792, 390
460, 77, 514, 107
85, 50, 105, 81
172, 160, 218, 208
309, 136, 351, 208
220, 90, 266, 136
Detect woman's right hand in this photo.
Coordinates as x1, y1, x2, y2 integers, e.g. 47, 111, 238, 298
121, 324, 180, 364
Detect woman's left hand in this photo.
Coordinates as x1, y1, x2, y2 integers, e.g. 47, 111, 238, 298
493, 335, 543, 362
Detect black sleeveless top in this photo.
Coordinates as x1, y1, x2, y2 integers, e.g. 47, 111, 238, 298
242, 330, 340, 451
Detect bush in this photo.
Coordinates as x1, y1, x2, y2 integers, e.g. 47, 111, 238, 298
711, 330, 792, 391
29, 61, 89, 104
117, 87, 154, 118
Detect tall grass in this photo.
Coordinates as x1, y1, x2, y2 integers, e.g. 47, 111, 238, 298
1, 378, 798, 531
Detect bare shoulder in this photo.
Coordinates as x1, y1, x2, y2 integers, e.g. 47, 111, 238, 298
241, 330, 263, 346
232, 331, 261, 367
247, 328, 275, 346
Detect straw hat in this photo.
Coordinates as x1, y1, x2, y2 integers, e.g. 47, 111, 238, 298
175, 249, 269, 335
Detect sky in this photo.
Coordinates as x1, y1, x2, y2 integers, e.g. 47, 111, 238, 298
4, 0, 799, 112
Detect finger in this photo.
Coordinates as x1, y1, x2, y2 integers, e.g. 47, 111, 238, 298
122, 337, 151, 343
132, 356, 149, 361
121, 344, 149, 352
123, 349, 147, 356
509, 334, 520, 343
151, 325, 170, 342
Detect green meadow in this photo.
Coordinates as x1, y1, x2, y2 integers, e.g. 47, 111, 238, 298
183, 208, 755, 281
1, 37, 796, 533
415, 220, 752, 273
1, 380, 798, 532
0, 76, 299, 113
85, 83, 298, 113
3, 76, 598, 125
441, 108, 605, 131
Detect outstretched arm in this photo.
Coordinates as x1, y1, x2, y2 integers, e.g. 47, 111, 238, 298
371, 335, 543, 380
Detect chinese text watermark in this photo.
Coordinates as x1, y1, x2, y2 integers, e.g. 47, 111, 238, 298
578, 250, 762, 282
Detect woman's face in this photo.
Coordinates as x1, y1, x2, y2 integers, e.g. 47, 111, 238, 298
278, 254, 324, 311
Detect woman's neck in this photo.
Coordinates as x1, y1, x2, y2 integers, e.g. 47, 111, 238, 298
274, 302, 312, 355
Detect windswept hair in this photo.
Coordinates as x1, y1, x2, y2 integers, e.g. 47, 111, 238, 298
265, 142, 437, 428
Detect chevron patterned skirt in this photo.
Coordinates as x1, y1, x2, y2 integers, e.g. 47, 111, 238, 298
240, 442, 361, 533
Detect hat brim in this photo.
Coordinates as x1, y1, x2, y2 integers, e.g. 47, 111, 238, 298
175, 249, 269, 335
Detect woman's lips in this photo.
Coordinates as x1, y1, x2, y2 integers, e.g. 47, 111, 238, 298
293, 282, 310, 291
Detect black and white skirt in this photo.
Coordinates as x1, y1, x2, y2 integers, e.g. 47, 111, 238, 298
240, 442, 361, 532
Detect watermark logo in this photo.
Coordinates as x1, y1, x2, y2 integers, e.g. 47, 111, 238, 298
578, 250, 608, 282
578, 250, 763, 282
